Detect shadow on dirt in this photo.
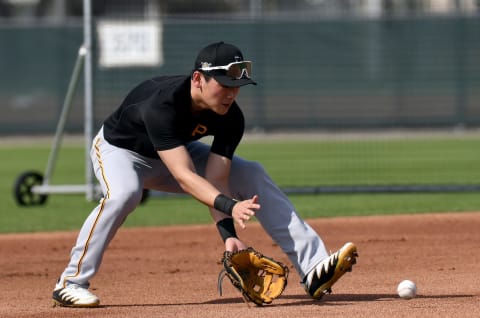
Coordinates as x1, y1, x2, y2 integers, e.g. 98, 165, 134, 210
102, 293, 475, 308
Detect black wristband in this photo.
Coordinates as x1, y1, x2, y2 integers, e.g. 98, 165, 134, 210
213, 194, 237, 216
216, 218, 237, 242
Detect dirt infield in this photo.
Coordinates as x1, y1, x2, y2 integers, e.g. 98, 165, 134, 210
1, 212, 479, 318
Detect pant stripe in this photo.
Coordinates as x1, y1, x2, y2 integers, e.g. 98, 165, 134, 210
63, 137, 111, 287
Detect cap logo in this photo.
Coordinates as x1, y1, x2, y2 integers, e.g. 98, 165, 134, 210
200, 62, 212, 68
234, 55, 242, 62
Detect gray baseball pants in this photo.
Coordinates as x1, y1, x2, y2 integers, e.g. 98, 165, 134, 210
56, 127, 328, 289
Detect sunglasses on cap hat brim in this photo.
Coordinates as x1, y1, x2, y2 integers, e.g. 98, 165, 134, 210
198, 61, 253, 80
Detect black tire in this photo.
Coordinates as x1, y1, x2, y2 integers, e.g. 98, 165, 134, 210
13, 171, 48, 206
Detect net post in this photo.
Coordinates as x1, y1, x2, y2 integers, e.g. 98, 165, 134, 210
83, 0, 95, 201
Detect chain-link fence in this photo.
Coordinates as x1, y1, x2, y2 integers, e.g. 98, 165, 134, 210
1, 1, 479, 194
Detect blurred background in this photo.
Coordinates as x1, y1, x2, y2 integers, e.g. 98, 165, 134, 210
1, 0, 479, 199
1, 0, 479, 135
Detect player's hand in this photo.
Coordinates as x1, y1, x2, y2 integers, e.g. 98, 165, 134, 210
232, 195, 260, 229
224, 237, 248, 252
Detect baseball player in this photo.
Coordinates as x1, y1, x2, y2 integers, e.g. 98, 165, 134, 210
52, 41, 357, 307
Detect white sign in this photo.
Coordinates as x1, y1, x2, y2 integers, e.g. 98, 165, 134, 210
97, 20, 163, 68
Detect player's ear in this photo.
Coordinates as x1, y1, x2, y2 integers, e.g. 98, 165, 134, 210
191, 70, 204, 88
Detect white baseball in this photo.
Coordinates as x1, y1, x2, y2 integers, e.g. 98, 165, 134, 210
397, 280, 417, 299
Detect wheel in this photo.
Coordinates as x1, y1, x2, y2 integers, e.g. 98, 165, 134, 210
13, 171, 48, 206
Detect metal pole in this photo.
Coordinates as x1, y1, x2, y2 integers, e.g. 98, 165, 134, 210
43, 46, 86, 185
83, 0, 95, 200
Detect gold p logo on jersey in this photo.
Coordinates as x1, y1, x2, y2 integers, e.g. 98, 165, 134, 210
191, 124, 208, 137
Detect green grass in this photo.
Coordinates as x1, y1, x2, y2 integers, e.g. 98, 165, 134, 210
1, 135, 479, 234
236, 138, 480, 185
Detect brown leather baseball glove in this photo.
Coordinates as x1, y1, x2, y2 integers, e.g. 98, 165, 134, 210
217, 247, 289, 306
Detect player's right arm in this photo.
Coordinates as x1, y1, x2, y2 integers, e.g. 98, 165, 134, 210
157, 146, 259, 228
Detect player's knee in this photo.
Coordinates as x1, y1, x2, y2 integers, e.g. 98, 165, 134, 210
107, 189, 143, 211
233, 159, 267, 182
248, 161, 266, 175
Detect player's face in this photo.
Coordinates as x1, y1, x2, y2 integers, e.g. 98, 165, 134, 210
201, 75, 240, 115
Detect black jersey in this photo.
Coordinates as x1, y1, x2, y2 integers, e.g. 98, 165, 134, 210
103, 75, 245, 159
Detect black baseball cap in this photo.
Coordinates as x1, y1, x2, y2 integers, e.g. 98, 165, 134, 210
194, 41, 257, 88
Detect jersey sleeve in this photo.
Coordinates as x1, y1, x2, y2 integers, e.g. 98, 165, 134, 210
141, 99, 184, 152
